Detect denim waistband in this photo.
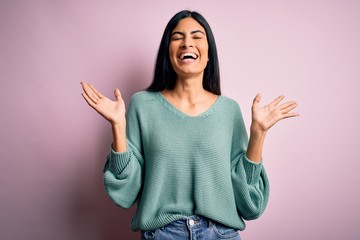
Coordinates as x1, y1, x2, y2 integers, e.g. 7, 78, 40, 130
172, 215, 213, 229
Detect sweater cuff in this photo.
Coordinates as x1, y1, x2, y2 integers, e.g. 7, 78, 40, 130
108, 144, 132, 174
243, 155, 263, 185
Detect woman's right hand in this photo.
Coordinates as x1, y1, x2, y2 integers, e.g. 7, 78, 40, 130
81, 82, 126, 126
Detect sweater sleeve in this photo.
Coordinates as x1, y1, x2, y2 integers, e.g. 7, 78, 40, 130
103, 95, 144, 209
230, 103, 270, 220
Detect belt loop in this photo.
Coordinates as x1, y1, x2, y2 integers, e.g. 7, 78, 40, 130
208, 219, 214, 228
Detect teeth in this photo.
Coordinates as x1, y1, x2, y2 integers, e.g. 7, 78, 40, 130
180, 53, 198, 60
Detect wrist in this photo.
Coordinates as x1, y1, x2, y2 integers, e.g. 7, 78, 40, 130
111, 120, 127, 153
111, 117, 126, 128
247, 123, 267, 163
250, 123, 267, 138
111, 122, 126, 134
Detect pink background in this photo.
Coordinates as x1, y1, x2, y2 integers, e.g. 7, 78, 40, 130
1, 0, 359, 239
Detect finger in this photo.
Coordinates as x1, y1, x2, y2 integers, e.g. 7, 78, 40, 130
282, 112, 300, 119
81, 92, 96, 108
279, 101, 297, 112
89, 84, 104, 99
114, 88, 122, 101
278, 101, 297, 110
270, 95, 285, 107
252, 93, 261, 108
81, 82, 99, 103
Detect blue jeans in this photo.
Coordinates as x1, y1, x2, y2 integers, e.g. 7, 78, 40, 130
141, 215, 241, 240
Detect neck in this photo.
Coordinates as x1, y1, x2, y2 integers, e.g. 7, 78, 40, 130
169, 75, 208, 103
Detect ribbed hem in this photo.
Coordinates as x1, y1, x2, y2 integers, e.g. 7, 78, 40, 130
242, 156, 263, 185
108, 144, 132, 175
131, 211, 246, 232
132, 212, 191, 231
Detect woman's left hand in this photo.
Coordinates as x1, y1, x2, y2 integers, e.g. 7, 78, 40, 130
250, 94, 299, 134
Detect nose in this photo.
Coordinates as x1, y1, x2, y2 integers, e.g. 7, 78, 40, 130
180, 36, 194, 49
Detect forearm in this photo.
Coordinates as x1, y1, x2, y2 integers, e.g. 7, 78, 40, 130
246, 124, 267, 163
111, 120, 127, 152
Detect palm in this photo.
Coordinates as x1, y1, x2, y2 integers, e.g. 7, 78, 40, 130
81, 82, 126, 125
94, 96, 125, 123
251, 94, 298, 132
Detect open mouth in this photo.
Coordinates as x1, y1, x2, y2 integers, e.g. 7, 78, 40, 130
179, 53, 198, 61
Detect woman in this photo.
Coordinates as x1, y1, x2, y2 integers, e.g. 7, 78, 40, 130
81, 10, 298, 240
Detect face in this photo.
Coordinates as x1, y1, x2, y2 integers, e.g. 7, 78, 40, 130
169, 17, 209, 79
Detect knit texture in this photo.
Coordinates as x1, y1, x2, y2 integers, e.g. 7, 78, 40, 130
103, 91, 270, 231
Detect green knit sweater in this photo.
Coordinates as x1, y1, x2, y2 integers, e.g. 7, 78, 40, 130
103, 91, 270, 231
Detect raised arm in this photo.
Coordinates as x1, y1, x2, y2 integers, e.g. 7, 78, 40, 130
246, 94, 299, 163
80, 82, 127, 152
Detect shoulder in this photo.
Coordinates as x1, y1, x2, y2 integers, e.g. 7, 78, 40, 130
218, 96, 246, 126
130, 90, 158, 101
129, 91, 159, 106
219, 95, 242, 113
216, 95, 245, 123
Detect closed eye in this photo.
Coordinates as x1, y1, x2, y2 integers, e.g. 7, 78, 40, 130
192, 35, 203, 39
171, 36, 183, 41
171, 30, 205, 41
171, 32, 184, 41
191, 30, 206, 38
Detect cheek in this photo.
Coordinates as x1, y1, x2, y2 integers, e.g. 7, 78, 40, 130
201, 46, 209, 62
168, 45, 177, 66
169, 43, 178, 57
199, 42, 209, 59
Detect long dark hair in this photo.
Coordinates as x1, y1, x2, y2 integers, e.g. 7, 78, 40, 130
146, 10, 221, 95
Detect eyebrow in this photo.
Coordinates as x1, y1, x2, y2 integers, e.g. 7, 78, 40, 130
171, 30, 206, 36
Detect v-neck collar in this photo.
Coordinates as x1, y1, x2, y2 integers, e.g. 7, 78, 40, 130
157, 92, 222, 118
